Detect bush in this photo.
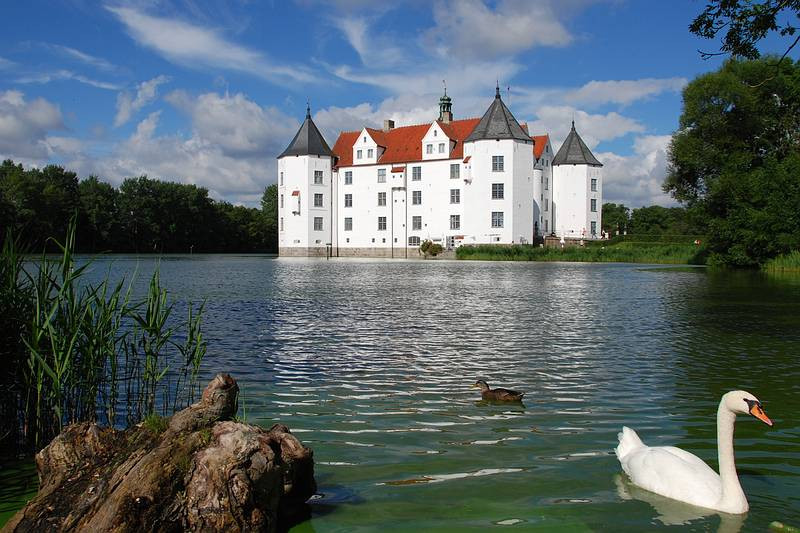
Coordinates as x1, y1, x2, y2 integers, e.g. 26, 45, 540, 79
419, 240, 443, 258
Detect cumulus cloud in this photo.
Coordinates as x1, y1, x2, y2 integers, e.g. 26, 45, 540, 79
564, 77, 688, 106
597, 135, 677, 208
108, 6, 316, 85
15, 70, 121, 90
0, 90, 67, 161
526, 105, 644, 148
114, 75, 170, 127
423, 0, 573, 61
335, 16, 406, 67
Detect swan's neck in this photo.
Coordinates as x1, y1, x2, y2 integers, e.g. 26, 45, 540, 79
716, 401, 747, 511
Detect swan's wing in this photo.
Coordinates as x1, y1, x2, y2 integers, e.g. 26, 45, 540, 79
621, 445, 722, 509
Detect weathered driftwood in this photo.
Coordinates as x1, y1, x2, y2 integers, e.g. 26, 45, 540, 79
3, 374, 315, 532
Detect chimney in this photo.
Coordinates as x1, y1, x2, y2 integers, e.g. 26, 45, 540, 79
383, 119, 395, 132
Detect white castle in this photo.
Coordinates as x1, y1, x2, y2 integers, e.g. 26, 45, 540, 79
277, 86, 602, 257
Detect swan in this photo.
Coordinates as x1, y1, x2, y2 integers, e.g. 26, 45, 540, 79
615, 390, 772, 514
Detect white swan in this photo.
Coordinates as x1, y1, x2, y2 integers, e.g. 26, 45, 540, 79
615, 390, 772, 514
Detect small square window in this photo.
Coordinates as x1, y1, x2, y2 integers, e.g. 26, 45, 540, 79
357, 149, 362, 159
492, 155, 504, 172
314, 193, 323, 207
412, 166, 421, 181
450, 189, 460, 204
491, 211, 504, 228
426, 144, 433, 154
314, 170, 323, 185
450, 164, 459, 179
450, 214, 460, 230
344, 193, 352, 207
438, 143, 445, 153
345, 171, 352, 185
492, 183, 504, 199
408, 236, 420, 246
367, 148, 374, 158
378, 192, 386, 206
591, 199, 597, 212
412, 216, 422, 230
591, 178, 597, 192
412, 191, 422, 205
344, 217, 352, 231
314, 217, 323, 231
378, 216, 387, 231
377, 168, 386, 183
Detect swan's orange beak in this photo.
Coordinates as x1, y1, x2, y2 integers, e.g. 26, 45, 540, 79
750, 403, 773, 426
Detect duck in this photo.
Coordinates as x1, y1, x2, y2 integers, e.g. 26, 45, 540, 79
615, 390, 773, 514
473, 380, 524, 402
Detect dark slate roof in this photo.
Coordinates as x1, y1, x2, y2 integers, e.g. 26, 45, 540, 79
464, 86, 531, 143
552, 122, 602, 167
278, 106, 334, 159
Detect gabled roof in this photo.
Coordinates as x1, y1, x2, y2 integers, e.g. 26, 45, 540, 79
464, 86, 531, 143
552, 122, 602, 167
278, 106, 334, 159
332, 117, 481, 168
532, 134, 550, 159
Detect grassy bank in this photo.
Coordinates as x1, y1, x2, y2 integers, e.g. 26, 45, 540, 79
456, 241, 705, 264
763, 251, 800, 273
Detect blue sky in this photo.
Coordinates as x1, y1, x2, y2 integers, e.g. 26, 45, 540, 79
0, 1, 788, 207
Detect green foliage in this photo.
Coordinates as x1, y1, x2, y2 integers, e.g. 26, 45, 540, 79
666, 58, 800, 266
601, 203, 629, 235
763, 250, 800, 272
419, 239, 443, 258
456, 242, 705, 265
1, 161, 276, 254
690, 1, 800, 60
261, 184, 278, 253
142, 413, 168, 434
0, 221, 209, 452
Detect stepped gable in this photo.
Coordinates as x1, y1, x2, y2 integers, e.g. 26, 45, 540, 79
552, 122, 602, 166
532, 134, 549, 159
464, 85, 531, 143
278, 106, 334, 159
331, 117, 480, 168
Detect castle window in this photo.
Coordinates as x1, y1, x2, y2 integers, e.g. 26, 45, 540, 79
378, 192, 386, 206
492, 183, 504, 200
433, 130, 437, 137
280, 217, 283, 231
345, 171, 352, 185
280, 194, 284, 208
545, 198, 549, 211
591, 178, 597, 192
344, 194, 352, 207
314, 217, 323, 231
378, 216, 387, 231
492, 155, 504, 172
491, 211, 504, 228
450, 164, 459, 179
344, 217, 352, 231
357, 149, 362, 159
280, 172, 283, 185
545, 220, 548, 232
545, 176, 549, 190
450, 214, 460, 230
314, 170, 323, 184
363, 136, 366, 143
377, 168, 386, 183
412, 166, 421, 181
409, 236, 421, 246
591, 221, 597, 236
438, 143, 445, 153
591, 199, 597, 212
450, 189, 460, 204
412, 216, 422, 230
368, 148, 374, 158
426, 144, 433, 154
412, 191, 422, 205
314, 193, 323, 207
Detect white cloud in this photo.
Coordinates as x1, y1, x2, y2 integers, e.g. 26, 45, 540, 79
0, 56, 14, 69
15, 69, 121, 90
108, 6, 316, 85
526, 105, 644, 148
41, 43, 118, 72
114, 75, 170, 127
335, 16, 407, 68
597, 135, 677, 208
564, 77, 688, 106
0, 90, 66, 161
424, 0, 573, 61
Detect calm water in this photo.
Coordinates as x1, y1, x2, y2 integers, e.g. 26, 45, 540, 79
14, 256, 800, 531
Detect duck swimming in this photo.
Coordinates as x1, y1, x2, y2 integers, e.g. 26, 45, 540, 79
473, 380, 524, 402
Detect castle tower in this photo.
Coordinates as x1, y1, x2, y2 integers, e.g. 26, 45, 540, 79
462, 84, 535, 245
277, 105, 336, 256
439, 86, 453, 123
552, 121, 603, 239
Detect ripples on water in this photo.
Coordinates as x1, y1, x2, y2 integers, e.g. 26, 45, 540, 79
82, 257, 800, 532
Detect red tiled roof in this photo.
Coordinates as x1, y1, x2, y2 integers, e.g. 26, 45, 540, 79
332, 118, 481, 169
391, 166, 405, 172
532, 134, 550, 159
463, 156, 471, 163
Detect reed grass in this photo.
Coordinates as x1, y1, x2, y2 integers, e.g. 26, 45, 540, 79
456, 241, 705, 264
0, 221, 207, 452
762, 250, 800, 272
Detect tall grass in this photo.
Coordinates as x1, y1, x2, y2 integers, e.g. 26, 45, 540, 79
456, 242, 705, 264
763, 250, 800, 272
0, 222, 207, 452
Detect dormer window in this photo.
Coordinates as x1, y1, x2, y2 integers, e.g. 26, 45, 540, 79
426, 144, 433, 154
368, 148, 374, 158
357, 149, 362, 159
438, 143, 445, 153
434, 130, 437, 137
363, 136, 366, 143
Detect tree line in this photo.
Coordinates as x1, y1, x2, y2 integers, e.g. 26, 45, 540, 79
601, 203, 704, 237
0, 160, 279, 253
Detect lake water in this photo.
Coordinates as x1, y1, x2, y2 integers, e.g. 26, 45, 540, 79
9, 256, 800, 531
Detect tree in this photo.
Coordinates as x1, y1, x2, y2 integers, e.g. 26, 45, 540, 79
419, 239, 443, 258
601, 203, 630, 235
666, 58, 800, 265
261, 184, 278, 253
691, 1, 800, 61
78, 176, 120, 252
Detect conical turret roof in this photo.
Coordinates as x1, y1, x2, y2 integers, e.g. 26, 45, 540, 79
552, 122, 602, 166
278, 106, 334, 159
464, 85, 530, 143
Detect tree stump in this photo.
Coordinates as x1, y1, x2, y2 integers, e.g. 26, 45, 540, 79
3, 374, 316, 532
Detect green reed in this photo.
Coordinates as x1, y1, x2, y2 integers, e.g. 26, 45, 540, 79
0, 222, 207, 452
456, 241, 704, 264
763, 250, 800, 272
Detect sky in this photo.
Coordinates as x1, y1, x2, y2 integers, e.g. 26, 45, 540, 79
0, 0, 787, 207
